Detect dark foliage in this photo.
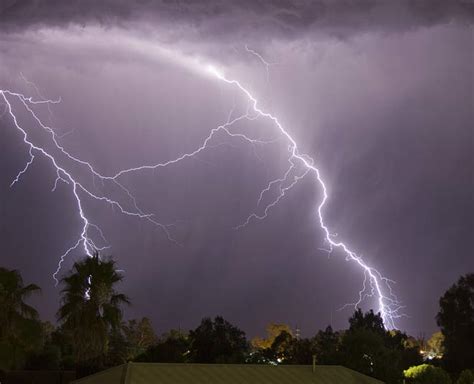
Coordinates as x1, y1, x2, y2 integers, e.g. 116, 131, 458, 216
0, 267, 42, 370
437, 274, 474, 374
136, 329, 189, 363
189, 316, 248, 363
312, 326, 341, 365
1, 265, 470, 384
349, 309, 385, 334
106, 327, 129, 366
338, 310, 423, 384
57, 252, 129, 374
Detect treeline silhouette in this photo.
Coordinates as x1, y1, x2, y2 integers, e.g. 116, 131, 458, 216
1, 253, 472, 384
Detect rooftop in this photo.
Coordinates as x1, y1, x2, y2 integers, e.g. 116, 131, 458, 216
73, 363, 385, 384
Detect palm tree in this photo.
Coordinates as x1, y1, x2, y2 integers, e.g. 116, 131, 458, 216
57, 252, 129, 368
0, 267, 41, 369
0, 267, 40, 339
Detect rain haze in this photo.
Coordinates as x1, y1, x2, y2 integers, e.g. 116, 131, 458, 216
0, 0, 473, 339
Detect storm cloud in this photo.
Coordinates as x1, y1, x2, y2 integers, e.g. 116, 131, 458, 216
1, 0, 473, 39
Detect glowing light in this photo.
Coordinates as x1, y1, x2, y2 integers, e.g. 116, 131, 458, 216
206, 65, 221, 77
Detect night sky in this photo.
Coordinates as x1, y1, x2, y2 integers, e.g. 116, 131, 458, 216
0, 0, 473, 339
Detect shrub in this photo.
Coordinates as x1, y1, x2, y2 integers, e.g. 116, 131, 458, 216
457, 370, 474, 384
404, 364, 452, 384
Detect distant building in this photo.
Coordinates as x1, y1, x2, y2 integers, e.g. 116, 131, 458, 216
72, 363, 385, 383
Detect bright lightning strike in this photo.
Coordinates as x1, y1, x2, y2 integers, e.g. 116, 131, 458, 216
0, 85, 272, 286
0, 89, 174, 285
244, 45, 277, 83
1, 46, 402, 328
206, 62, 403, 329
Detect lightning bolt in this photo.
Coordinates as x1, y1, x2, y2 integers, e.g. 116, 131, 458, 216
1, 89, 175, 285
245, 45, 277, 83
0, 87, 273, 284
1, 46, 402, 328
206, 64, 403, 329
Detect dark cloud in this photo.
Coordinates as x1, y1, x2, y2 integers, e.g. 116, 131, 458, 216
1, 0, 473, 38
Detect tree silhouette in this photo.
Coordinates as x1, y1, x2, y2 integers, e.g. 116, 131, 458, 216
0, 267, 40, 337
189, 316, 248, 363
0, 267, 41, 369
349, 308, 385, 334
57, 252, 129, 374
340, 309, 419, 384
136, 329, 189, 363
312, 326, 341, 365
437, 273, 474, 374
123, 317, 157, 359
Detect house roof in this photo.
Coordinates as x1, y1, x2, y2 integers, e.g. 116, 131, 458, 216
72, 363, 385, 384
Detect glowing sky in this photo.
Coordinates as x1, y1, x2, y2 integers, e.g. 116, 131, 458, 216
0, 0, 473, 337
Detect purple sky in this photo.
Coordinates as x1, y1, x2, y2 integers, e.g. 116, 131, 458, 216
0, 0, 473, 339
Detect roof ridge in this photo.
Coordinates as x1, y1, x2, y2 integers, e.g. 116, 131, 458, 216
71, 364, 126, 384
123, 362, 134, 384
